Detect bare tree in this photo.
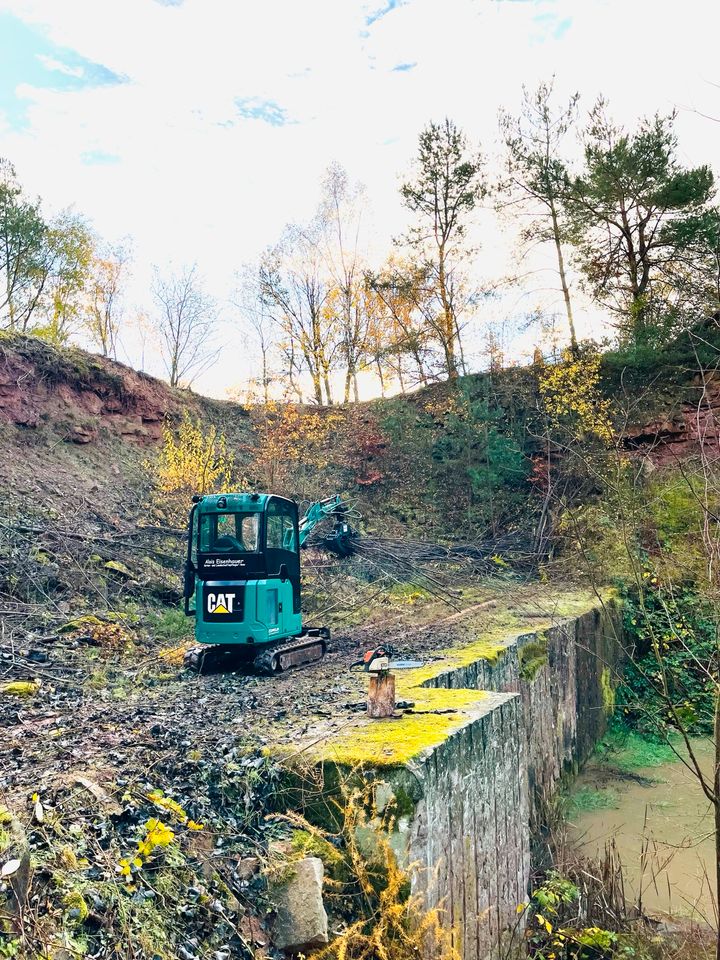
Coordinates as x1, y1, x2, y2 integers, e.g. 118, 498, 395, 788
83, 244, 128, 358
259, 224, 339, 405
317, 163, 370, 403
151, 264, 217, 388
234, 265, 279, 403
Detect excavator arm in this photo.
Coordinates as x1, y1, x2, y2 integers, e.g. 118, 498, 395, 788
296, 495, 359, 557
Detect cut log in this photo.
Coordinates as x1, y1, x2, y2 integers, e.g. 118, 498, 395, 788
367, 672, 396, 718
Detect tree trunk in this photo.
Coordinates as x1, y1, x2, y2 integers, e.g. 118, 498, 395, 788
323, 371, 333, 406
375, 357, 386, 398
352, 370, 360, 403
550, 201, 578, 354
367, 672, 396, 718
714, 690, 720, 960
437, 246, 458, 379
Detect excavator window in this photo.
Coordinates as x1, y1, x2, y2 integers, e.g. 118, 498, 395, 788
266, 501, 297, 552
199, 513, 260, 553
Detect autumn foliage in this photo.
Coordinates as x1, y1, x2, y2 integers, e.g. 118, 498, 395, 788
150, 412, 236, 524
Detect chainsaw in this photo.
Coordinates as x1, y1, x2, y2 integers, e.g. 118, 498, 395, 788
351, 645, 423, 673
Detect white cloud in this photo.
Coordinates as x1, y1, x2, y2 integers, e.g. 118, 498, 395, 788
35, 53, 84, 77
0, 0, 718, 395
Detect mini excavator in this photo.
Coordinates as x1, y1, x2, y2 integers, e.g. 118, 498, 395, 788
182, 493, 358, 673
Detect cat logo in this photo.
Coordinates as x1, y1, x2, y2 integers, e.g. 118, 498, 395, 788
206, 593, 235, 614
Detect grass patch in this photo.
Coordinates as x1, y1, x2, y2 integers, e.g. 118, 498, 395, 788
567, 786, 620, 813
150, 606, 193, 643
385, 582, 431, 605
595, 724, 678, 771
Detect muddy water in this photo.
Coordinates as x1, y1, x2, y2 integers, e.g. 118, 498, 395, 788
567, 740, 717, 923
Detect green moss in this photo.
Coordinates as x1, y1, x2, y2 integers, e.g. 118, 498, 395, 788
385, 785, 417, 820
63, 889, 89, 923
290, 829, 342, 868
312, 588, 607, 768
59, 614, 104, 634
518, 634, 549, 681
320, 688, 488, 767
600, 666, 615, 715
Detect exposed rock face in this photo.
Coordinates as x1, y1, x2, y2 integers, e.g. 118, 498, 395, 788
622, 371, 720, 466
0, 336, 182, 444
269, 857, 329, 953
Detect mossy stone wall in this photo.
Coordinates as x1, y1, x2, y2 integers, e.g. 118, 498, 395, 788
292, 597, 623, 960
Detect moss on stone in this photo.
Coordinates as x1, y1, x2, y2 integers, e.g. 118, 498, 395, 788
320, 688, 488, 767
297, 588, 610, 770
518, 634, 549, 681
290, 829, 342, 868
600, 667, 615, 715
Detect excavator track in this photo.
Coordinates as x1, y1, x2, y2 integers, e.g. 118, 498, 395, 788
253, 628, 329, 675
183, 627, 330, 676
182, 643, 253, 674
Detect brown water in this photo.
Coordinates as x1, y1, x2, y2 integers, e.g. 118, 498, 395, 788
567, 740, 717, 924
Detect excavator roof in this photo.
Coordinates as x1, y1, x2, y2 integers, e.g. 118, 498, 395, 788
193, 493, 295, 513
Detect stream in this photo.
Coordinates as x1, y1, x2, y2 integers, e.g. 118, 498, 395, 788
567, 737, 717, 925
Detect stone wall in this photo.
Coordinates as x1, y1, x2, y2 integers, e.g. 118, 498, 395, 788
308, 596, 624, 960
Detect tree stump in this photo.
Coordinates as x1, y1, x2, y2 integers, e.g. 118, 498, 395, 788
367, 672, 396, 718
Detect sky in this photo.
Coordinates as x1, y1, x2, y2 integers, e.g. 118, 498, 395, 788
0, 0, 719, 398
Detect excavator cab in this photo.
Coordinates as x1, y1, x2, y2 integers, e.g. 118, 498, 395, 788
184, 493, 303, 650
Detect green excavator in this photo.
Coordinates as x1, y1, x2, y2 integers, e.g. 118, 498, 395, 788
182, 492, 358, 673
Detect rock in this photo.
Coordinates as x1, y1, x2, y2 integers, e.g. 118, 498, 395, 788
104, 559, 134, 578
235, 856, 261, 880
69, 774, 123, 817
269, 857, 328, 952
66, 420, 98, 444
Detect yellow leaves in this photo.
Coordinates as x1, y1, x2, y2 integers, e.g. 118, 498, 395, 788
30, 792, 44, 823
138, 818, 175, 858
118, 815, 178, 881
147, 789, 187, 821
158, 641, 195, 666
249, 400, 344, 490
146, 788, 203, 831
90, 621, 134, 651
538, 349, 613, 442
150, 412, 237, 524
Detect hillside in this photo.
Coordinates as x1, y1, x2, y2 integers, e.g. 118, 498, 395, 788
1, 334, 719, 959
0, 336, 592, 958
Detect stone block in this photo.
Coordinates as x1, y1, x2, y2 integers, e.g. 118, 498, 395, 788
270, 856, 328, 953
